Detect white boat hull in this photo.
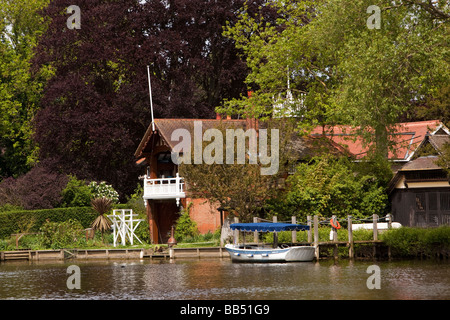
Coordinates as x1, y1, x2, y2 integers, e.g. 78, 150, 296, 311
225, 244, 315, 262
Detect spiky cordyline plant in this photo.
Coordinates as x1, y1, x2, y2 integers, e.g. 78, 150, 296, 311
91, 197, 113, 242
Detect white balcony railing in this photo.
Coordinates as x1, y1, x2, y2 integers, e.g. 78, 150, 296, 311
143, 173, 185, 206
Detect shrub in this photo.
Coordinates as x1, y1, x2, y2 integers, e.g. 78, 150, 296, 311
60, 175, 92, 207
91, 197, 113, 241
175, 206, 199, 241
125, 184, 150, 243
39, 219, 85, 249
89, 181, 119, 203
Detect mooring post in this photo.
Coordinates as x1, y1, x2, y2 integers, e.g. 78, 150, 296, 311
273, 216, 278, 248
307, 215, 312, 243
373, 214, 378, 259
348, 215, 354, 259
253, 217, 259, 243
387, 214, 392, 260
332, 215, 338, 260
314, 215, 319, 259
233, 217, 239, 245
291, 216, 297, 244
373, 214, 378, 241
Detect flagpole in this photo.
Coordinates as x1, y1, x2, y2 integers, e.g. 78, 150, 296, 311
147, 65, 155, 131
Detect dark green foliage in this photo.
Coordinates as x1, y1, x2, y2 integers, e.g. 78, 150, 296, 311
124, 184, 149, 243
175, 208, 199, 242
268, 156, 388, 221
60, 175, 92, 207
381, 226, 450, 258
38, 219, 85, 249
0, 207, 96, 239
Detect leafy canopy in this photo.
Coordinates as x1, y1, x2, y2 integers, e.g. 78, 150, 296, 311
219, 0, 449, 158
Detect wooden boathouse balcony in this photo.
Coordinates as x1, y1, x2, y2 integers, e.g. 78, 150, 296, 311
143, 173, 186, 205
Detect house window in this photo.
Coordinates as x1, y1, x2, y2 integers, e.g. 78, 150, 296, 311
441, 193, 450, 211
415, 193, 426, 211
428, 193, 438, 211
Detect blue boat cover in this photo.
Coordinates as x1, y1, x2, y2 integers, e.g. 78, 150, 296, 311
230, 222, 309, 232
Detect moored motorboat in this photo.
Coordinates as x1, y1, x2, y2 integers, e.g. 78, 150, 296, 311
225, 243, 315, 262
224, 222, 316, 262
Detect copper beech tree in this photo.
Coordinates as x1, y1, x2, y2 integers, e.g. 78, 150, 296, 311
32, 0, 277, 196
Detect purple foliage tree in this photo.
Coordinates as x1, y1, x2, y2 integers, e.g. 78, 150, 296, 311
32, 0, 273, 196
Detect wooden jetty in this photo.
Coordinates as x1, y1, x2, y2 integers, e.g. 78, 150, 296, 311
0, 247, 228, 262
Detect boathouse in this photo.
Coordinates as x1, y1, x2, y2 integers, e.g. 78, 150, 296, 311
388, 128, 450, 227
134, 117, 251, 243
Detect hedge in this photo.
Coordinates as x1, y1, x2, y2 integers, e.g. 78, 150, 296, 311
381, 226, 450, 258
0, 207, 97, 239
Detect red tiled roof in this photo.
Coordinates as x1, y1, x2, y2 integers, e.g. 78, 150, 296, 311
135, 118, 249, 158
310, 120, 446, 160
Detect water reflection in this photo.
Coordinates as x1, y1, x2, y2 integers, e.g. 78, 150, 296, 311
0, 259, 448, 300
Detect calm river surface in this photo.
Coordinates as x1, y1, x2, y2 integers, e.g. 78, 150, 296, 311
0, 258, 449, 300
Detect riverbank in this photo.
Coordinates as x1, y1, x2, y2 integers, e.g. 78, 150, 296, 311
1, 240, 448, 262
1, 226, 449, 262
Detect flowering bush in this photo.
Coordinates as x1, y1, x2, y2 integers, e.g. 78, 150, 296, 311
89, 181, 119, 203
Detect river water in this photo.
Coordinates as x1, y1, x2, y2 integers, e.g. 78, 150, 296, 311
0, 258, 449, 300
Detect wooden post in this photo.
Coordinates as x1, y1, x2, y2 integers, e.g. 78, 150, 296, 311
291, 216, 297, 244
387, 214, 392, 260
373, 214, 378, 241
233, 217, 239, 245
307, 215, 312, 243
373, 214, 378, 259
348, 215, 354, 259
253, 217, 259, 243
273, 216, 278, 248
332, 215, 338, 260
331, 215, 338, 242
314, 215, 319, 260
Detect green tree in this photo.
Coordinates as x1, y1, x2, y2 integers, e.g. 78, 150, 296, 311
220, 0, 449, 158
0, 0, 53, 178
178, 119, 294, 222
270, 156, 388, 221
